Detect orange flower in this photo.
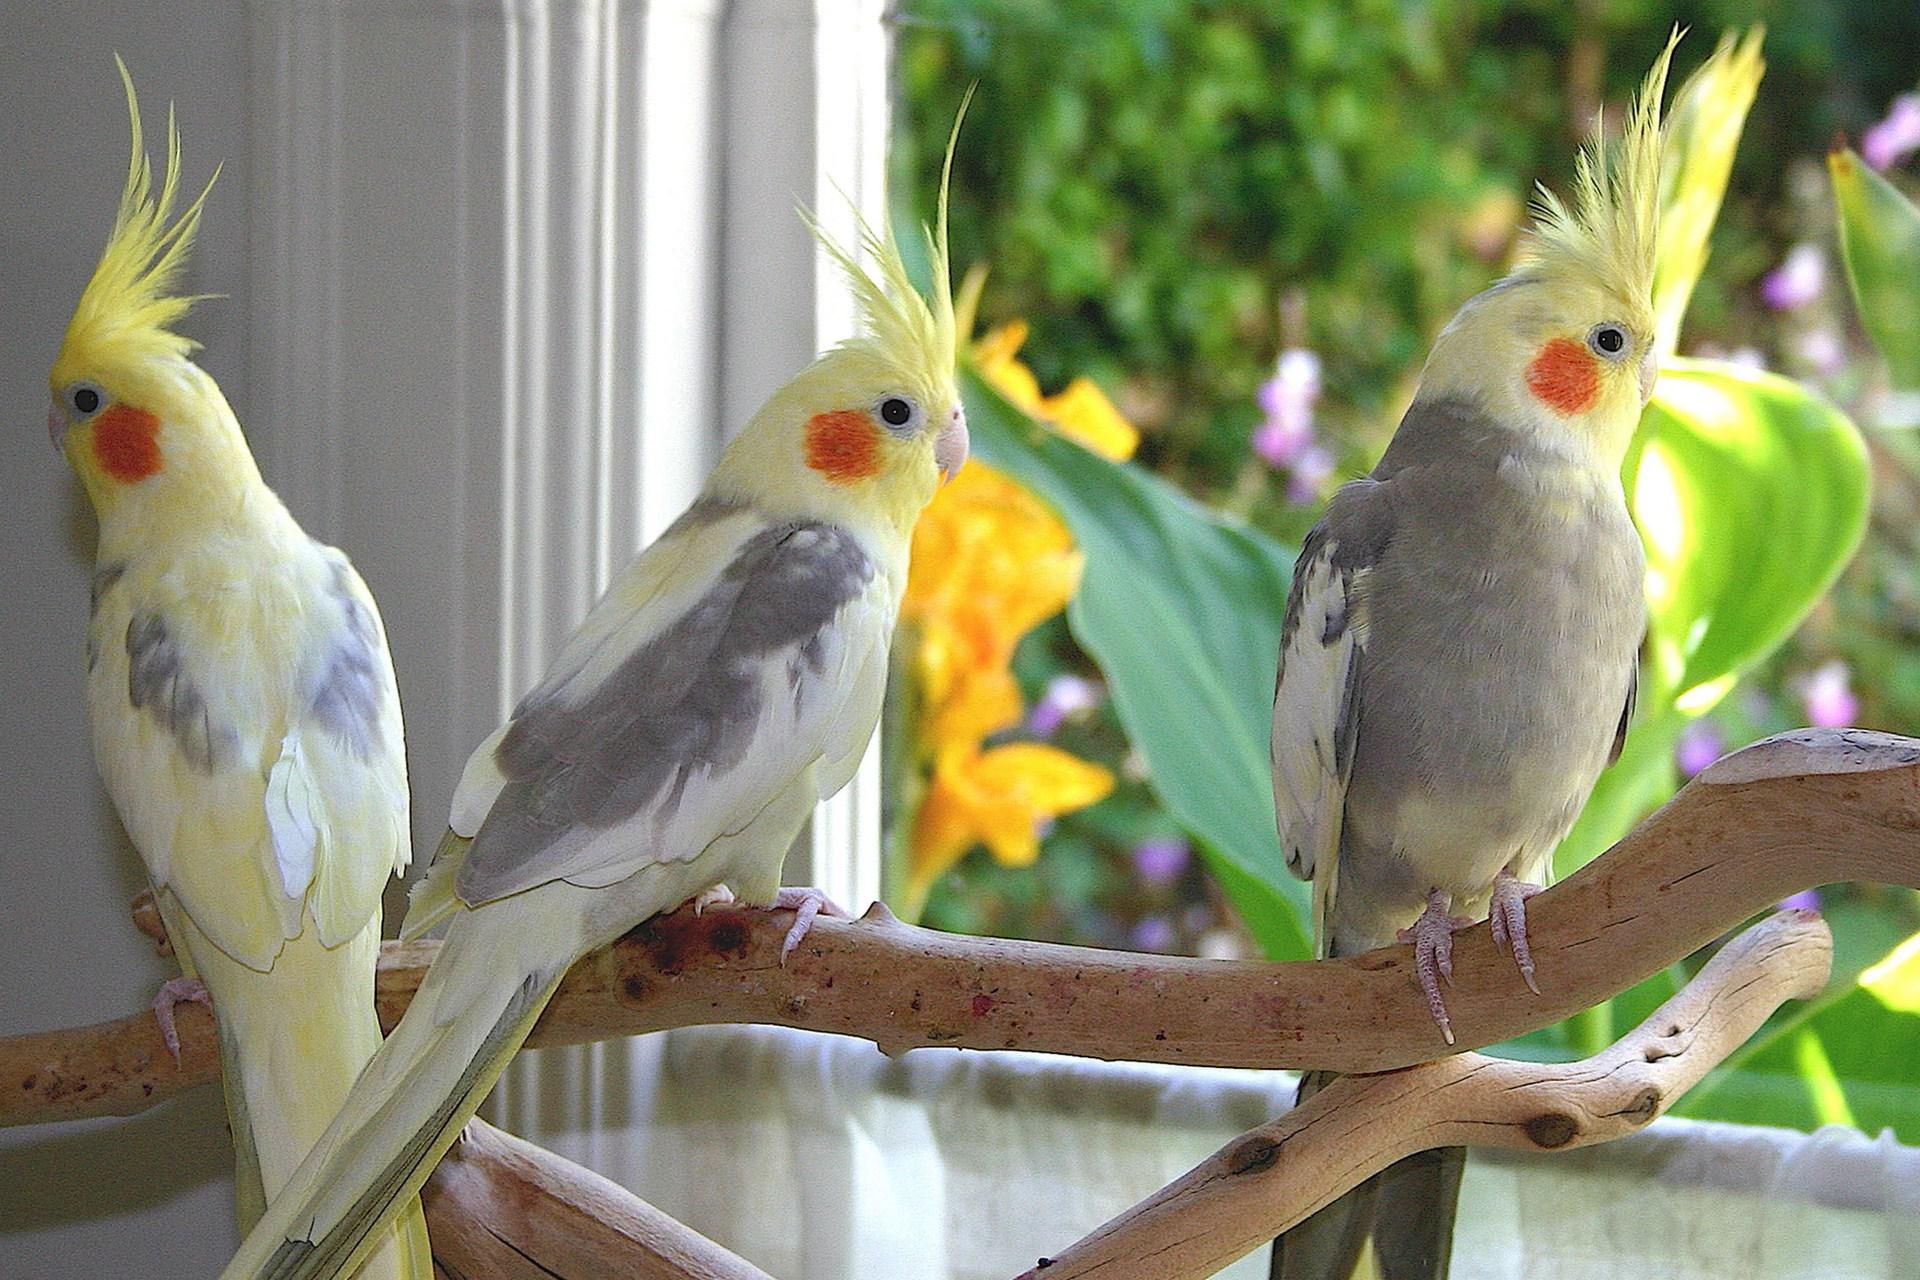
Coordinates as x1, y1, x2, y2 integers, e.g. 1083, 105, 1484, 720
908, 743, 1117, 910
904, 465, 1084, 718
896, 316, 1139, 913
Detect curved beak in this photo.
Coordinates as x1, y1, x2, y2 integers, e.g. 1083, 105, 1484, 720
1638, 348, 1659, 405
936, 405, 970, 484
47, 403, 66, 453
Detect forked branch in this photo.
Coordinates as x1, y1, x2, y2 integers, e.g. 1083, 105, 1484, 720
1010, 907, 1832, 1280
2, 727, 1904, 1127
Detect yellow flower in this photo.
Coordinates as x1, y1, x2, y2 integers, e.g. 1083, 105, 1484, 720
972, 319, 1045, 414
972, 321, 1140, 461
909, 743, 1116, 907
894, 313, 1141, 916
905, 465, 1084, 725
1041, 376, 1139, 461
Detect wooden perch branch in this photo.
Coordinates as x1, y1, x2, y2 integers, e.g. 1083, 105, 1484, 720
423, 1118, 773, 1280
3, 727, 1907, 1127
1013, 907, 1833, 1280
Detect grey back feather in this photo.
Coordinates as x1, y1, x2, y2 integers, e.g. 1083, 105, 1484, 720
457, 521, 875, 904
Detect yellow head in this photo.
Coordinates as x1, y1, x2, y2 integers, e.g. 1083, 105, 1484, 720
708, 102, 970, 541
1420, 35, 1678, 468
49, 59, 252, 530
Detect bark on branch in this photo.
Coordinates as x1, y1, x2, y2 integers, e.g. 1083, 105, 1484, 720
423, 1118, 773, 1280
1010, 907, 1832, 1280
3, 726, 1904, 1128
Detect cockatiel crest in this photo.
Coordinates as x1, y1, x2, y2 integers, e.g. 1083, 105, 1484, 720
55, 55, 216, 381
1518, 36, 1673, 328
1421, 34, 1678, 465
718, 101, 970, 544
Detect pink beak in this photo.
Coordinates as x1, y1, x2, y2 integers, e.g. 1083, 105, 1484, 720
936, 406, 970, 484
1638, 348, 1659, 404
47, 403, 66, 452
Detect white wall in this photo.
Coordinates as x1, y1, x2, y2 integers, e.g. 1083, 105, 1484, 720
0, 2, 886, 1275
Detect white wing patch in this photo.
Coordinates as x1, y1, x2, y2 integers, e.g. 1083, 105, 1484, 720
1270, 536, 1367, 957
265, 728, 320, 898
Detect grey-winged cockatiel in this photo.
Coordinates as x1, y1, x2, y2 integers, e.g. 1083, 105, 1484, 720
1266, 39, 1679, 1280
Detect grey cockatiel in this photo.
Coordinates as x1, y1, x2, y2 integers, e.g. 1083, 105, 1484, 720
1267, 41, 1678, 1280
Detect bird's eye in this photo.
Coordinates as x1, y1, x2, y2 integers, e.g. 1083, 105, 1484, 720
1587, 324, 1630, 360
66, 382, 106, 418
876, 395, 921, 433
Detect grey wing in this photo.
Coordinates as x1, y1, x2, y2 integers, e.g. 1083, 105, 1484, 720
457, 521, 878, 903
1271, 483, 1386, 955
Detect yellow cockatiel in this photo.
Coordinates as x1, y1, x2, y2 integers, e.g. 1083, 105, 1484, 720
48, 63, 431, 1280
219, 114, 971, 1280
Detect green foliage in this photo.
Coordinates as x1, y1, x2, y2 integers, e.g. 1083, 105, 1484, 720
898, 2, 1920, 1136
962, 366, 1309, 956
1831, 147, 1920, 394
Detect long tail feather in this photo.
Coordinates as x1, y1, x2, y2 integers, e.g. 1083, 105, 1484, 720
161, 895, 432, 1280
221, 915, 567, 1280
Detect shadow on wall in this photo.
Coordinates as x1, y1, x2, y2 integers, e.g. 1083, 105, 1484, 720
0, 1090, 232, 1236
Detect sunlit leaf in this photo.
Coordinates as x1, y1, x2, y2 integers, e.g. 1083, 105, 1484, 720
1830, 146, 1920, 393
962, 366, 1311, 957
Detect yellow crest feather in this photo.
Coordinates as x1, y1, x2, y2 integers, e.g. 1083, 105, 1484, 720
1519, 32, 1680, 311
804, 88, 971, 390
59, 56, 219, 375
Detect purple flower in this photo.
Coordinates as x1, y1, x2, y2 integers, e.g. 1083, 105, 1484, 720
1130, 914, 1176, 952
1286, 444, 1336, 506
1760, 244, 1825, 311
1864, 93, 1920, 171
1253, 348, 1322, 468
1779, 888, 1822, 912
1675, 719, 1724, 777
1796, 327, 1846, 376
1133, 836, 1192, 886
1801, 661, 1859, 729
1027, 674, 1104, 740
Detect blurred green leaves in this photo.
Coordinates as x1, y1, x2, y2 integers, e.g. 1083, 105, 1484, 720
1831, 147, 1920, 393
963, 366, 1311, 957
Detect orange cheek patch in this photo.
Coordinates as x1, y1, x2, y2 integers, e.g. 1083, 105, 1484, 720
1525, 338, 1601, 416
91, 405, 163, 482
805, 410, 881, 484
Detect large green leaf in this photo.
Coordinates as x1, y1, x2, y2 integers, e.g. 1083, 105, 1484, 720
1554, 361, 1871, 884
962, 366, 1312, 957
1831, 147, 1920, 394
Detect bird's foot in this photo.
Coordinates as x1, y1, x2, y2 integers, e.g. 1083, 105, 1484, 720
152, 976, 212, 1066
771, 886, 851, 964
1489, 870, 1544, 995
1396, 890, 1473, 1045
690, 884, 736, 916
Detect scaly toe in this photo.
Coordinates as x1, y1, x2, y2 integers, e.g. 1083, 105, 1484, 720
151, 976, 213, 1066
771, 886, 850, 963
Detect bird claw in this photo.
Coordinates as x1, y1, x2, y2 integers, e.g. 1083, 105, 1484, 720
1491, 871, 1544, 995
152, 976, 213, 1066
771, 886, 850, 964
1397, 891, 1472, 1045
689, 884, 736, 916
